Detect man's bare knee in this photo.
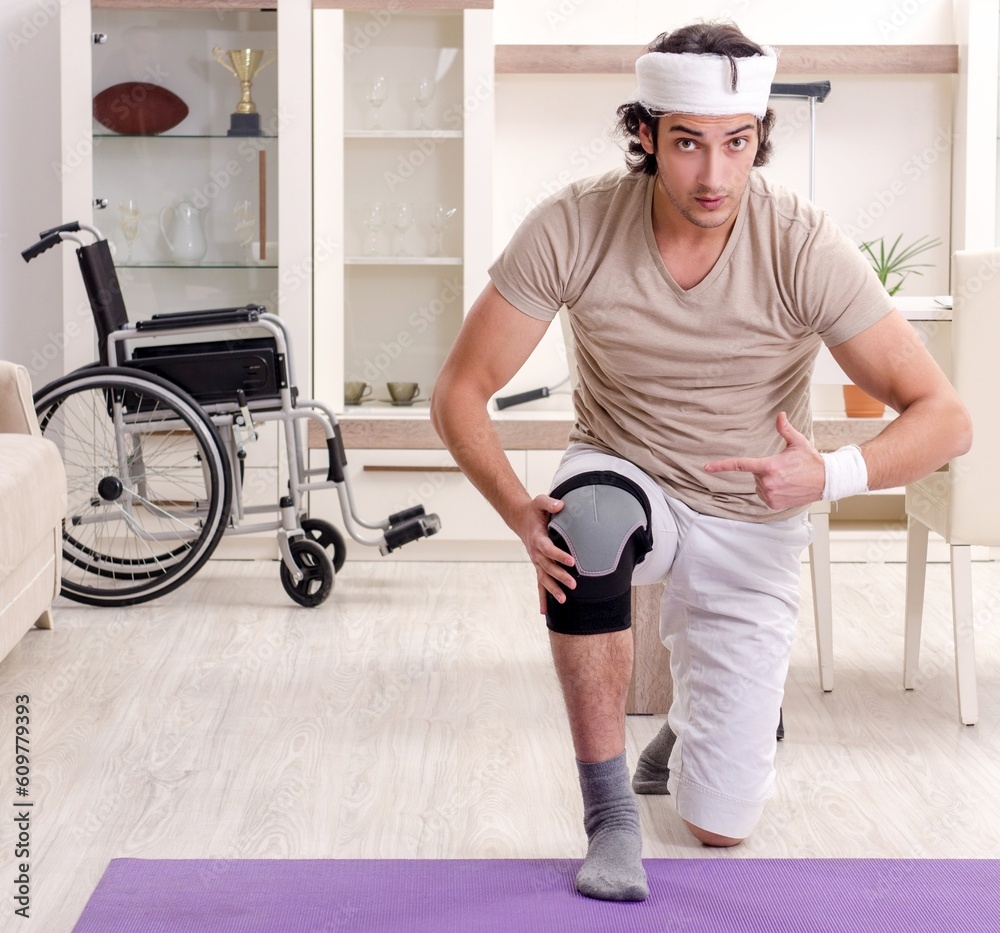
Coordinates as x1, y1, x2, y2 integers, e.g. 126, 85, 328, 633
683, 820, 744, 847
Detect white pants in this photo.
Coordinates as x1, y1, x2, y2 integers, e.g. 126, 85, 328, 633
550, 444, 814, 838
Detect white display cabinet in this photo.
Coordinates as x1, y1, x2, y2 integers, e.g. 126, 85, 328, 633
62, 2, 314, 557
313, 4, 494, 414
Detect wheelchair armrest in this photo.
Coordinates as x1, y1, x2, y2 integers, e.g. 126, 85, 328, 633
134, 304, 264, 332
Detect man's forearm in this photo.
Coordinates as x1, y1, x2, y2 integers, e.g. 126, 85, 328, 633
431, 387, 533, 532
859, 395, 972, 490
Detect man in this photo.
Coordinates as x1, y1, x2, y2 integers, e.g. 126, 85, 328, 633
430, 22, 971, 902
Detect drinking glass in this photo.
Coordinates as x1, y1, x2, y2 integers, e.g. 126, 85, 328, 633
118, 199, 141, 263
364, 76, 388, 130
392, 202, 414, 256
412, 76, 435, 130
362, 202, 385, 256
429, 203, 457, 257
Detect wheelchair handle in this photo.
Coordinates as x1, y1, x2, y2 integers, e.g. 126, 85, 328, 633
39, 220, 81, 238
21, 233, 63, 263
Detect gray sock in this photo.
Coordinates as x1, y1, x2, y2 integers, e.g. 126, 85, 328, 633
632, 721, 675, 795
575, 752, 648, 902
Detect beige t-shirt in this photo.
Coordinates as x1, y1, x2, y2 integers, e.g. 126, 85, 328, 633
489, 169, 894, 523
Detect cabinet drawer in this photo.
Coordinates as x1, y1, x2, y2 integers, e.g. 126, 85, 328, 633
343, 448, 525, 542
525, 449, 565, 497
239, 420, 280, 470
239, 466, 279, 510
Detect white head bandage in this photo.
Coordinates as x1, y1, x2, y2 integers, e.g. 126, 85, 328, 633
633, 48, 778, 119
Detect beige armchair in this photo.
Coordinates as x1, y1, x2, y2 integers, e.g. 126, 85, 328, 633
903, 249, 999, 725
0, 362, 67, 662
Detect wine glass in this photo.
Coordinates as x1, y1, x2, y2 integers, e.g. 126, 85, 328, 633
362, 202, 385, 256
118, 199, 141, 263
364, 76, 388, 130
392, 202, 414, 256
233, 199, 255, 263
429, 203, 457, 257
412, 76, 435, 130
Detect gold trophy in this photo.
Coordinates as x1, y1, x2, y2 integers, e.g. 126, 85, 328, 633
212, 46, 276, 137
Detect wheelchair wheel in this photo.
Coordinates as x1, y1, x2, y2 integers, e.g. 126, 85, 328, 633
34, 367, 232, 606
279, 537, 334, 607
300, 518, 347, 573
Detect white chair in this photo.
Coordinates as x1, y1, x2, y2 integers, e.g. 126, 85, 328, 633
903, 249, 1000, 725
808, 500, 834, 692
628, 502, 834, 714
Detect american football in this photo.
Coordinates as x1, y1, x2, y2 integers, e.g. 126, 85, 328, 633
93, 82, 189, 135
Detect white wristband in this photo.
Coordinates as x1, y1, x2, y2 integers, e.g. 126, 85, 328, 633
821, 444, 869, 501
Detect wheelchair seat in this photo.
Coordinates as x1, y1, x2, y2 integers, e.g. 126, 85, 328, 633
126, 337, 281, 405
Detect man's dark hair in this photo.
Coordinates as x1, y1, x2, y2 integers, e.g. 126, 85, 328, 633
616, 22, 776, 174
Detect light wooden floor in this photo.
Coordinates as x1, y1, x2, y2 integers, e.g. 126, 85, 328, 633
1, 556, 998, 931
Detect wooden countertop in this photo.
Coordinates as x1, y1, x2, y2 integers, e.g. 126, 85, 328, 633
311, 413, 893, 451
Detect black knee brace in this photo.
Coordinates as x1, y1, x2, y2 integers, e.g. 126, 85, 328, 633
545, 470, 653, 636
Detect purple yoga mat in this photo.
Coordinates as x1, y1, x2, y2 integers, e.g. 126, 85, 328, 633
72, 858, 1000, 933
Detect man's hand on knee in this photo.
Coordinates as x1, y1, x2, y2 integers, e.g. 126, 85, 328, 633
511, 494, 576, 612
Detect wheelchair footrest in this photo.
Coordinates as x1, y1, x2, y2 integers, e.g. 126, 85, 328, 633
387, 505, 425, 525
381, 512, 441, 554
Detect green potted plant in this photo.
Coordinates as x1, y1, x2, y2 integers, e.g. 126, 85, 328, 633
843, 234, 942, 417
859, 234, 941, 296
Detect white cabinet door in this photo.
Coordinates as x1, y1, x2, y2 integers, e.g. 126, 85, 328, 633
315, 447, 524, 546
89, 8, 285, 315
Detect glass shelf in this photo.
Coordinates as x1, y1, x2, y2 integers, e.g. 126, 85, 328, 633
345, 256, 462, 265
117, 261, 278, 269
94, 133, 278, 140
344, 130, 462, 139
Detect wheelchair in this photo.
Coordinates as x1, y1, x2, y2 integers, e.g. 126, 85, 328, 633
22, 221, 441, 608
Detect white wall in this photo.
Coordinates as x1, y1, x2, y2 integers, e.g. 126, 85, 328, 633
0, 0, 71, 380
494, 0, 955, 45
952, 0, 999, 251
491, 0, 958, 401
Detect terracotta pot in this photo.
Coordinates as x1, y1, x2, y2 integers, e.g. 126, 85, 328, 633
843, 384, 886, 418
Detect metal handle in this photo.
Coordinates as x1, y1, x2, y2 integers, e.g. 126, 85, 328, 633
93, 33, 107, 45
495, 387, 549, 410
93, 198, 109, 210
